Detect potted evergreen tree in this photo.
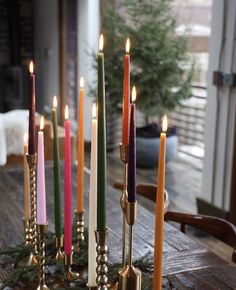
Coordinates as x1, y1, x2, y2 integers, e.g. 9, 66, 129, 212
99, 0, 195, 167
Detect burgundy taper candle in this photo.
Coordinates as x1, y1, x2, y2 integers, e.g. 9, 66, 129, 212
28, 61, 36, 155
128, 86, 136, 202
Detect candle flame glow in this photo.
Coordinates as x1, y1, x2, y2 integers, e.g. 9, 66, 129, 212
40, 116, 44, 130
131, 86, 136, 103
23, 132, 28, 143
53, 96, 57, 108
65, 105, 69, 120
92, 102, 97, 119
126, 38, 130, 54
162, 115, 168, 132
80, 77, 84, 88
29, 61, 34, 74
99, 34, 104, 52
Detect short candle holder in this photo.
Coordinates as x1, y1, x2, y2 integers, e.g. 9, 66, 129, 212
74, 210, 85, 253
95, 229, 109, 290
55, 235, 64, 262
27, 153, 38, 265
36, 223, 50, 290
118, 201, 141, 290
64, 251, 79, 281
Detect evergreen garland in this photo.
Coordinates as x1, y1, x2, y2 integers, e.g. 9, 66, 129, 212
0, 225, 169, 290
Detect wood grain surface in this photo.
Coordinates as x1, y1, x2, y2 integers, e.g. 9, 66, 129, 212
0, 163, 235, 289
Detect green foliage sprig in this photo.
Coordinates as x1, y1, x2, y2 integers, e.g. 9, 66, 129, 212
98, 0, 195, 117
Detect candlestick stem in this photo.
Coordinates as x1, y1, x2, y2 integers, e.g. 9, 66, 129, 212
36, 224, 50, 290
55, 236, 64, 262
118, 201, 141, 290
74, 210, 85, 253
119, 144, 128, 267
95, 229, 109, 290
27, 153, 38, 265
64, 252, 79, 281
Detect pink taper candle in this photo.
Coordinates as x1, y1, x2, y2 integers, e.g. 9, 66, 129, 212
36, 116, 47, 225
64, 105, 72, 255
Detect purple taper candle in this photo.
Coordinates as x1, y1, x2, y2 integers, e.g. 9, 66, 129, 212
128, 86, 137, 202
28, 61, 36, 155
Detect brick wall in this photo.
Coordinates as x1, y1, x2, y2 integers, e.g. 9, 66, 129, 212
0, 0, 34, 66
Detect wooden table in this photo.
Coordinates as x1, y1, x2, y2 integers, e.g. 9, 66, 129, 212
0, 163, 236, 289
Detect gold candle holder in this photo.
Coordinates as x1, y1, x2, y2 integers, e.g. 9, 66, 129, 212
119, 144, 128, 267
64, 251, 79, 281
36, 223, 50, 290
27, 153, 38, 265
95, 229, 109, 290
55, 235, 64, 262
118, 201, 142, 290
74, 210, 85, 253
23, 218, 32, 246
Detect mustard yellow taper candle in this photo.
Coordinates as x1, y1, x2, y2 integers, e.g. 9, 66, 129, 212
153, 115, 167, 290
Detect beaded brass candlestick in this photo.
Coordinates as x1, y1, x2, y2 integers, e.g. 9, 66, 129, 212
74, 210, 85, 253
95, 229, 109, 290
118, 201, 141, 290
119, 144, 128, 266
27, 153, 38, 265
23, 218, 32, 246
64, 250, 79, 281
37, 223, 49, 290
55, 236, 64, 261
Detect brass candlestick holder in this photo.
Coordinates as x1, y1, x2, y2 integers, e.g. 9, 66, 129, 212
95, 229, 109, 290
27, 153, 38, 265
64, 250, 79, 281
118, 201, 142, 290
74, 210, 85, 253
119, 144, 128, 267
36, 223, 50, 290
55, 236, 64, 262
23, 218, 32, 246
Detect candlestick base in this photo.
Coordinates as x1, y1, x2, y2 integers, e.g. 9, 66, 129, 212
64, 253, 79, 281
95, 229, 109, 290
36, 224, 50, 290
55, 236, 64, 262
118, 265, 141, 290
74, 210, 85, 253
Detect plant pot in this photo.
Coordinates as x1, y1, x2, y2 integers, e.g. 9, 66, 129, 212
136, 123, 178, 168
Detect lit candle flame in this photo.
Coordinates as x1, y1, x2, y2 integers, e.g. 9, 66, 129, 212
80, 77, 84, 88
40, 116, 44, 130
29, 61, 34, 74
131, 86, 136, 103
65, 105, 69, 120
162, 115, 168, 132
92, 102, 97, 119
23, 132, 28, 143
53, 96, 57, 108
99, 34, 104, 52
126, 38, 130, 54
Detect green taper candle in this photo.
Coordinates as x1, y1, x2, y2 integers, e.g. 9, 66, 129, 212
97, 34, 107, 231
52, 96, 62, 238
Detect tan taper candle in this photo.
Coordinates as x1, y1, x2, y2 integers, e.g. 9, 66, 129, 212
23, 133, 31, 220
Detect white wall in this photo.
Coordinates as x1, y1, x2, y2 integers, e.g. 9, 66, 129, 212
34, 0, 59, 113
78, 0, 100, 141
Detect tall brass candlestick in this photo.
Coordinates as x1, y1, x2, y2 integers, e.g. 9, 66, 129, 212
37, 224, 49, 290
119, 144, 128, 267
27, 153, 38, 265
118, 202, 141, 290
